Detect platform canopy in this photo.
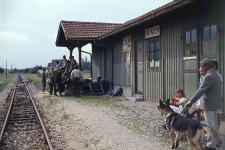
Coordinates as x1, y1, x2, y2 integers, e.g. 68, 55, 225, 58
55, 20, 122, 50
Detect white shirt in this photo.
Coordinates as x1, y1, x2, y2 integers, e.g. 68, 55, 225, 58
70, 69, 83, 79
177, 97, 187, 104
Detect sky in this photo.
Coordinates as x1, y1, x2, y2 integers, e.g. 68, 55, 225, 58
0, 0, 172, 69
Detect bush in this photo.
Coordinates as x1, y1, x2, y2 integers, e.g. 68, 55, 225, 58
0, 67, 4, 73
84, 70, 91, 73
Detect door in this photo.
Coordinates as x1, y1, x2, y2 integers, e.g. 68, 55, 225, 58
135, 40, 144, 94
183, 28, 199, 99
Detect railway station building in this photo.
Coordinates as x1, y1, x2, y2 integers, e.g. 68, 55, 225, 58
56, 0, 225, 118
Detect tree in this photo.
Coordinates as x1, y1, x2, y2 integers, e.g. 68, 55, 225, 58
24, 68, 29, 73
13, 68, 18, 73
0, 67, 4, 73
81, 56, 91, 71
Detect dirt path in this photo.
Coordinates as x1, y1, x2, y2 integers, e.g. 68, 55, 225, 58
34, 93, 168, 150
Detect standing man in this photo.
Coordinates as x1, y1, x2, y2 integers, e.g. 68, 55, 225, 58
70, 65, 83, 97
56, 67, 64, 96
185, 58, 221, 150
49, 67, 57, 96
41, 68, 47, 94
211, 60, 223, 130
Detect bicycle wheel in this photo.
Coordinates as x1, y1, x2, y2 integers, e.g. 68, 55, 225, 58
153, 124, 165, 137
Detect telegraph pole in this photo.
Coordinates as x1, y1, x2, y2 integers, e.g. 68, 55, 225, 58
6, 60, 7, 79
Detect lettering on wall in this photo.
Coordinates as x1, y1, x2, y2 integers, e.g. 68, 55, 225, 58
145, 25, 160, 39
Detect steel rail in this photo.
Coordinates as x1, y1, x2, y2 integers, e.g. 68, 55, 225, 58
24, 81, 53, 150
0, 83, 17, 143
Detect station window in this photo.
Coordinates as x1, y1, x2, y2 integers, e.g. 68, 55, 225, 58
184, 29, 197, 57
147, 38, 160, 69
201, 24, 217, 55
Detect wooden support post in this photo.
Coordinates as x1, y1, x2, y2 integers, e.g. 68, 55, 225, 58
68, 41, 75, 58
70, 49, 73, 58
78, 46, 82, 70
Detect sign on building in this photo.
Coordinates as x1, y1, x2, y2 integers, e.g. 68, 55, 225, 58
145, 25, 160, 39
126, 51, 130, 65
123, 35, 131, 52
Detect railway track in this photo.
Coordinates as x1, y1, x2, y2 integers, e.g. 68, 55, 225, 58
0, 74, 53, 150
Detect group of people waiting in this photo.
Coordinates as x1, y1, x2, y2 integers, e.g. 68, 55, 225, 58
41, 55, 83, 97
169, 58, 222, 150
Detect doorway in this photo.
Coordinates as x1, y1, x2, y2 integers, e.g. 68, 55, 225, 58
135, 40, 144, 94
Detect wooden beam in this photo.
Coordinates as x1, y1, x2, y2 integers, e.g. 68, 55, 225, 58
78, 46, 82, 70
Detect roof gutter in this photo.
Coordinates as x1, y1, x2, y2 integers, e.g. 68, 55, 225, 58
98, 0, 193, 40
93, 40, 109, 48
69, 38, 98, 41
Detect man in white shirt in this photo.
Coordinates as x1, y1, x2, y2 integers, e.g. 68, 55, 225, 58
70, 66, 83, 97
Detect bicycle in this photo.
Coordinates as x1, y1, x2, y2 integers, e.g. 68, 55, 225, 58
153, 120, 167, 137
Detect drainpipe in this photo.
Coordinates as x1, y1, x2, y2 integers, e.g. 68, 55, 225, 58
111, 47, 114, 91
104, 48, 106, 78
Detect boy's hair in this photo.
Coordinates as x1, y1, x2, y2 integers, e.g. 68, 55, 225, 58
201, 58, 213, 67
176, 88, 186, 97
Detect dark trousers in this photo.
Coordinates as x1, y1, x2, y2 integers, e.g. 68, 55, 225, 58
56, 82, 62, 94
42, 79, 46, 92
73, 78, 80, 97
50, 82, 56, 94
61, 80, 68, 92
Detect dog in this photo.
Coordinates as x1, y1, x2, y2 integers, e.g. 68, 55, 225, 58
158, 99, 221, 150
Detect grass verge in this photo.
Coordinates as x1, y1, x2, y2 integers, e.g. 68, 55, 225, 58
0, 73, 15, 92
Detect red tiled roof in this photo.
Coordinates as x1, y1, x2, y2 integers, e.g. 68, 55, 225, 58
61, 21, 122, 40
122, 0, 184, 27
59, 0, 190, 40
99, 0, 189, 39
